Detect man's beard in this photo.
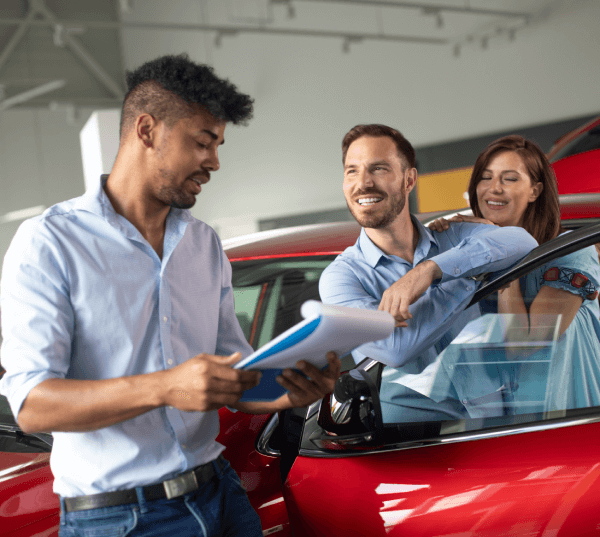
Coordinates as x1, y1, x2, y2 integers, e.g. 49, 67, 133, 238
156, 168, 196, 209
347, 187, 407, 229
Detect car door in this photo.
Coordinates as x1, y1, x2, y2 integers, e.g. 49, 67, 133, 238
282, 222, 600, 537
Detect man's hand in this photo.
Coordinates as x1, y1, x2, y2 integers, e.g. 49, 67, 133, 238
428, 214, 496, 233
378, 260, 442, 326
275, 352, 341, 408
163, 352, 261, 412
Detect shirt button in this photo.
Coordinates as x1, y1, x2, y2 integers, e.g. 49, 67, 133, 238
486, 255, 492, 261
462, 399, 468, 405
163, 316, 168, 323
167, 359, 173, 365
181, 444, 187, 450
465, 286, 472, 291
168, 406, 174, 410
454, 268, 460, 275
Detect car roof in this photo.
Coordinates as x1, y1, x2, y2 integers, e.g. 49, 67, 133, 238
223, 210, 453, 260
223, 194, 600, 261
548, 114, 600, 161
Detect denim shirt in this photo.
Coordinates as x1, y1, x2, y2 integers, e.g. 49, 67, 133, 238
0, 177, 253, 497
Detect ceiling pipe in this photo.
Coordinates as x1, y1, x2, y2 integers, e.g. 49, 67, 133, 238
0, 79, 66, 111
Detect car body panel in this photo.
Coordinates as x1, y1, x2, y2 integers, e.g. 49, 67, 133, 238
217, 408, 292, 537
281, 215, 600, 537
0, 453, 58, 536
284, 422, 600, 536
553, 151, 600, 195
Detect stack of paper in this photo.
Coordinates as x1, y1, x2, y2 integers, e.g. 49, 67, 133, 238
236, 300, 394, 401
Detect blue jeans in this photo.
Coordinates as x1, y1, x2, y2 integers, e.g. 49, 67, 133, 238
59, 459, 263, 537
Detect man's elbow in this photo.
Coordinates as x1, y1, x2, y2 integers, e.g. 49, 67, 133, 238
511, 227, 539, 249
16, 406, 45, 434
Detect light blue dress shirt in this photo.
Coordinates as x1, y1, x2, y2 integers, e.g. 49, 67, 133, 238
319, 217, 538, 391
0, 177, 253, 497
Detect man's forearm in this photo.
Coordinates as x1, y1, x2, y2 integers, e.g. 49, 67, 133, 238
17, 373, 168, 433
233, 394, 293, 415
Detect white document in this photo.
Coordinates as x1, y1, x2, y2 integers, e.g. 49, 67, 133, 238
235, 300, 395, 371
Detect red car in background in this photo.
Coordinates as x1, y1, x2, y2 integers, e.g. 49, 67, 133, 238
1, 119, 600, 535
548, 114, 600, 196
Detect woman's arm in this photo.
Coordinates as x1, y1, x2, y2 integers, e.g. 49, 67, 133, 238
498, 280, 583, 336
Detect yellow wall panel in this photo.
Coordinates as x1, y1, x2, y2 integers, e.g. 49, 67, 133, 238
417, 166, 473, 213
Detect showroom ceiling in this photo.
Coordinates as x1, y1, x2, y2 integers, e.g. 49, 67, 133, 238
0, 0, 565, 111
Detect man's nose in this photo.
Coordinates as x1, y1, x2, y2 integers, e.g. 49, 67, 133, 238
357, 169, 374, 188
203, 147, 220, 172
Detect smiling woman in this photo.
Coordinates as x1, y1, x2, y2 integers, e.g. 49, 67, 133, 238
468, 135, 562, 244
430, 135, 600, 412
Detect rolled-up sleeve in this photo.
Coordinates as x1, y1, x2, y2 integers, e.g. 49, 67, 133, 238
319, 259, 477, 367
431, 224, 538, 282
0, 218, 74, 419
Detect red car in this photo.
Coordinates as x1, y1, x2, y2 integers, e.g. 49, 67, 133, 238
548, 114, 600, 196
2, 191, 599, 537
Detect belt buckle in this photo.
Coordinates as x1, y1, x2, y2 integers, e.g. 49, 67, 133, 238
163, 470, 199, 499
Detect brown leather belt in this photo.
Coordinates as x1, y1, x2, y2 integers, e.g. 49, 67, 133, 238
63, 455, 226, 513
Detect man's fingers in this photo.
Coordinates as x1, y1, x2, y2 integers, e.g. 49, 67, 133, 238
277, 369, 321, 398
326, 352, 341, 378
191, 353, 260, 384
203, 351, 242, 365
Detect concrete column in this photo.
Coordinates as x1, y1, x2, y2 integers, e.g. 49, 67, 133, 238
80, 110, 120, 192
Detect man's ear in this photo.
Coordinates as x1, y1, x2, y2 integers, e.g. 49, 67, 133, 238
405, 168, 417, 194
136, 114, 157, 148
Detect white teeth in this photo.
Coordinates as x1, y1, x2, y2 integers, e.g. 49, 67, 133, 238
487, 201, 507, 206
358, 197, 382, 206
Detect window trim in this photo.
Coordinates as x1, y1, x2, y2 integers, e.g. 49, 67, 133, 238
298, 408, 600, 459
468, 221, 600, 307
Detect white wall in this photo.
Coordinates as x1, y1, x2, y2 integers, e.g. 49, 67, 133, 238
1, 0, 599, 249
0, 108, 93, 268
119, 0, 600, 238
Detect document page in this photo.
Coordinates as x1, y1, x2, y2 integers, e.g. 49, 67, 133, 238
236, 301, 394, 400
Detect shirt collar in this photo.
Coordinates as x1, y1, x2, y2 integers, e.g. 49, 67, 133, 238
358, 215, 438, 268
73, 174, 195, 228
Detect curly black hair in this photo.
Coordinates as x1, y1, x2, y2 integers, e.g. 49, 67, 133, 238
120, 53, 253, 138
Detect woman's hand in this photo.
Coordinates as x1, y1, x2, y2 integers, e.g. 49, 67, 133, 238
428, 214, 496, 232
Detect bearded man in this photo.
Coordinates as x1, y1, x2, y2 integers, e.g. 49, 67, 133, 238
319, 124, 537, 422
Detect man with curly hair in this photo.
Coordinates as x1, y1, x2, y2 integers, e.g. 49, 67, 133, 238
0, 54, 340, 536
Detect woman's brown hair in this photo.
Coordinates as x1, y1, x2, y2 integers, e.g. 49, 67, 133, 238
467, 135, 562, 244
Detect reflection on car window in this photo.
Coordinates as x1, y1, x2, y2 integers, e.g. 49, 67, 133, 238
231, 257, 334, 350
378, 240, 600, 437
233, 284, 264, 343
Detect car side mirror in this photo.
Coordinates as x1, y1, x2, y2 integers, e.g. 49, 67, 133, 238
315, 367, 384, 446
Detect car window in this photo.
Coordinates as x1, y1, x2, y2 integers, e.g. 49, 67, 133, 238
302, 227, 600, 453
549, 125, 600, 163
383, 237, 600, 426
231, 257, 335, 350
